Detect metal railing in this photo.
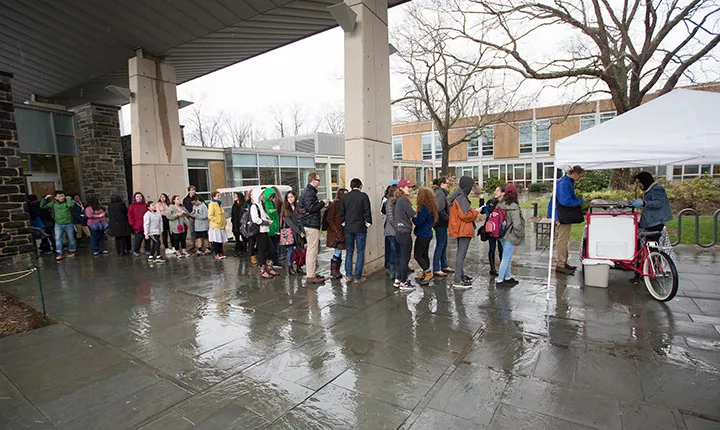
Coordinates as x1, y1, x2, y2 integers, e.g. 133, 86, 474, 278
671, 208, 720, 248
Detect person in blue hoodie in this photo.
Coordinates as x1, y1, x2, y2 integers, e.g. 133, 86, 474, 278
413, 187, 438, 285
547, 165, 585, 275
633, 171, 672, 236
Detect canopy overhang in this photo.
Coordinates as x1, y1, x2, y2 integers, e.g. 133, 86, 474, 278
0, 0, 407, 107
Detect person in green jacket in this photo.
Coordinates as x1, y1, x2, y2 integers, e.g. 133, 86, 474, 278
41, 190, 76, 261
262, 187, 281, 266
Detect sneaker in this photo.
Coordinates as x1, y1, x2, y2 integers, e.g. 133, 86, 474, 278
165, 248, 175, 255
55, 255, 63, 261
505, 278, 519, 285
433, 271, 447, 277
496, 279, 516, 288
100, 250, 109, 255
93, 252, 99, 256
67, 253, 75, 258
393, 279, 401, 288
453, 280, 473, 289
441, 267, 454, 273
399, 281, 415, 291
155, 258, 166, 264
419, 271, 433, 285
556, 266, 575, 275
148, 255, 155, 261
133, 252, 140, 257
462, 275, 473, 283
215, 255, 223, 261
353, 277, 367, 285
273, 264, 283, 269
267, 266, 277, 276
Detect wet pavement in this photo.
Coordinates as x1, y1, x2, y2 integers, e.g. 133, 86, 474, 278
1, 234, 720, 430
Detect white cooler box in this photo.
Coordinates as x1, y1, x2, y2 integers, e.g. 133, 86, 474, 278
586, 213, 636, 260
583, 259, 614, 288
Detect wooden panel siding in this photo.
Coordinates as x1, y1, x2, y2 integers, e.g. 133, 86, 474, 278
402, 134, 423, 161
448, 128, 468, 162
493, 124, 519, 158
209, 160, 226, 190
392, 121, 432, 135
549, 116, 580, 155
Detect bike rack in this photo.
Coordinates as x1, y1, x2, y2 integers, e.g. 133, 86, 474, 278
671, 208, 720, 248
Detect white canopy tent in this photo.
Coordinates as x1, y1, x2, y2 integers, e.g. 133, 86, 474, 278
547, 89, 720, 287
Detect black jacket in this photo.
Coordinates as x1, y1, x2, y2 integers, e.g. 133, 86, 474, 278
340, 189, 372, 233
231, 202, 245, 233
183, 194, 204, 213
298, 183, 325, 229
107, 195, 133, 237
434, 186, 450, 228
71, 202, 86, 225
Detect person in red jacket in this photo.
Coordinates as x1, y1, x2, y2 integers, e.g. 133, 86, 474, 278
128, 192, 149, 257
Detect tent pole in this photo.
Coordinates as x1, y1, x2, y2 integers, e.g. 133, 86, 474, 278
547, 167, 558, 291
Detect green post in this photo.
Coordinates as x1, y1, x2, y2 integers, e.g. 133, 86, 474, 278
26, 264, 47, 324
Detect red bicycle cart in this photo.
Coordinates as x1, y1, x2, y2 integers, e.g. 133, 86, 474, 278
581, 201, 678, 302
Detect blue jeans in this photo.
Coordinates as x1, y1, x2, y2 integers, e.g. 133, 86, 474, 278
386, 236, 399, 266
496, 239, 516, 282
432, 227, 449, 272
345, 232, 367, 280
332, 248, 342, 260
89, 223, 108, 253
54, 223, 76, 255
286, 243, 296, 265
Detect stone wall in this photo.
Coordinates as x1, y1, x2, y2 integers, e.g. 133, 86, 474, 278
0, 71, 33, 265
71, 104, 127, 205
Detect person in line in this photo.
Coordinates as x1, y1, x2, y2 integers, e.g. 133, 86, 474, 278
156, 193, 171, 253
449, 176, 481, 289
326, 188, 347, 279
299, 172, 330, 285
548, 165, 585, 275
496, 184, 525, 287
143, 201, 165, 263
392, 179, 417, 291
245, 191, 258, 264
341, 178, 372, 284
128, 192, 149, 257
383, 179, 399, 273
167, 195, 190, 258
85, 196, 109, 256
250, 188, 275, 279
485, 186, 505, 276
272, 186, 285, 264
382, 184, 401, 286
28, 195, 53, 254
231, 192, 247, 257
282, 191, 305, 275
41, 190, 75, 261
71, 194, 90, 246
191, 195, 210, 256
432, 177, 453, 277
263, 188, 281, 268
413, 187, 438, 285
208, 190, 228, 260
108, 194, 132, 256
183, 186, 204, 250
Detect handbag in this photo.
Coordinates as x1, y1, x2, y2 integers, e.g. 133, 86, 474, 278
280, 228, 295, 246
557, 204, 584, 224
477, 221, 489, 241
291, 247, 306, 266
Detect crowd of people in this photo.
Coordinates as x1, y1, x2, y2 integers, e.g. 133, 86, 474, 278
26, 166, 671, 289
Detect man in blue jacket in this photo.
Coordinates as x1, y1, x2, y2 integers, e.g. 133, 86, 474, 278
548, 165, 585, 274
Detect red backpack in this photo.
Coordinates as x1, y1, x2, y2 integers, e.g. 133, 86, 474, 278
485, 206, 508, 238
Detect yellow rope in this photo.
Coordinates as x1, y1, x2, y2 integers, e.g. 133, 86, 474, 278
0, 268, 36, 284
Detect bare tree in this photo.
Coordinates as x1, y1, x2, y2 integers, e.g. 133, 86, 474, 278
270, 105, 288, 138
269, 103, 313, 138
393, 3, 515, 174
446, 0, 720, 185
184, 93, 227, 147
225, 115, 257, 148
318, 104, 345, 134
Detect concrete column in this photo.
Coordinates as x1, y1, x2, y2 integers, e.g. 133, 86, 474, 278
70, 103, 127, 206
129, 53, 184, 201
343, 0, 392, 273
0, 71, 33, 265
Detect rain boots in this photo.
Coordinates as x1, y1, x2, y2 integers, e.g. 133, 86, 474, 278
489, 257, 498, 276
330, 258, 343, 279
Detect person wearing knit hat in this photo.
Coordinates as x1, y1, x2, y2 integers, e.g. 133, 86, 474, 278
448, 176, 482, 288
496, 183, 525, 287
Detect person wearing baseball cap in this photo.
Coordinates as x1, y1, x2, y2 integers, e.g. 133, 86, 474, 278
389, 179, 399, 186
496, 183, 525, 287
393, 179, 417, 291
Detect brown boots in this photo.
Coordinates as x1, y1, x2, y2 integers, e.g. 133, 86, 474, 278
330, 258, 343, 279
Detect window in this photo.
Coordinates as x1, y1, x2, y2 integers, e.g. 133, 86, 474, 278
482, 126, 494, 157
187, 160, 210, 200
422, 132, 433, 160
483, 162, 533, 188
536, 120, 550, 153
599, 112, 616, 123
467, 132, 479, 158
671, 164, 720, 180
259, 167, 278, 185
519, 122, 533, 154
233, 167, 259, 186
280, 168, 299, 191
232, 154, 257, 165
537, 161, 561, 182
315, 163, 328, 199
392, 136, 403, 160
331, 164, 342, 195
580, 114, 596, 131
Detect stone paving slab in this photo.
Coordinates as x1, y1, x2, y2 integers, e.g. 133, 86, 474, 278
0, 241, 719, 429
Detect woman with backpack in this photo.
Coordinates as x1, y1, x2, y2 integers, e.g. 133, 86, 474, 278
326, 188, 347, 279
231, 192, 247, 257
485, 186, 505, 276
449, 176, 481, 289
496, 184, 525, 287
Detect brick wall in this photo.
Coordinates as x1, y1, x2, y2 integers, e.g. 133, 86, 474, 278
0, 71, 33, 265
71, 103, 127, 205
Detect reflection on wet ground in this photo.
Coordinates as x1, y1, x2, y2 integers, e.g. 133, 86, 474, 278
1, 237, 719, 429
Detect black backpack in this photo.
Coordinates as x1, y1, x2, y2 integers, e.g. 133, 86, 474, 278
239, 205, 260, 238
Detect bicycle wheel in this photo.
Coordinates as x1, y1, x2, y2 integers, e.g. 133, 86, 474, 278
642, 250, 678, 301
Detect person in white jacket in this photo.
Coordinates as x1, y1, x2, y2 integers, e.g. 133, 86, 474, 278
250, 188, 275, 278
143, 201, 165, 263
